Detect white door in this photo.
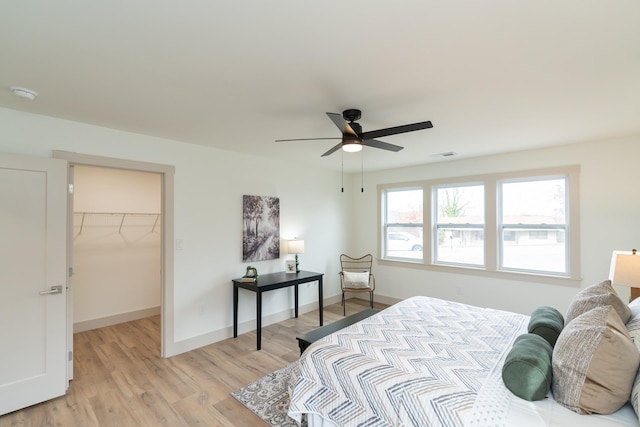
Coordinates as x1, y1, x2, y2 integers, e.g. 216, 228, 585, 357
0, 152, 68, 416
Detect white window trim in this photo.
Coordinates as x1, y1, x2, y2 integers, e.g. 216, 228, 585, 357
433, 182, 485, 268
378, 165, 581, 286
382, 186, 424, 261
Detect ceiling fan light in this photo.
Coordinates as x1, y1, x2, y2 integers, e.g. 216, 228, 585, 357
342, 142, 362, 153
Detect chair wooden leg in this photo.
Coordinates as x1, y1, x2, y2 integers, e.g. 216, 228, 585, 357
370, 292, 374, 309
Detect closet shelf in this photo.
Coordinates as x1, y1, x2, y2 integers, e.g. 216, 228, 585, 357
74, 212, 161, 234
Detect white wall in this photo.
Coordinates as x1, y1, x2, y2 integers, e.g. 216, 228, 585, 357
4, 105, 638, 354
351, 136, 640, 316
0, 107, 350, 356
72, 166, 162, 329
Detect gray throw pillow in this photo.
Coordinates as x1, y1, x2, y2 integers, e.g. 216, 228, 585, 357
565, 280, 631, 325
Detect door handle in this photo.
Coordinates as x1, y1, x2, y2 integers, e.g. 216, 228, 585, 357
39, 285, 63, 295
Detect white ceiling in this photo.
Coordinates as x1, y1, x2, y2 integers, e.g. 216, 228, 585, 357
1, 1, 639, 172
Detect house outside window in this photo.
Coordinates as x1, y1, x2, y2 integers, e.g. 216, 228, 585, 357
434, 184, 485, 267
499, 177, 568, 275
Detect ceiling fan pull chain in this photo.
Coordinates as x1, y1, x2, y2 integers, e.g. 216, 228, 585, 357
341, 149, 344, 193
361, 150, 364, 192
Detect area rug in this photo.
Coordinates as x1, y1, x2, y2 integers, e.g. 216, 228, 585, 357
232, 362, 307, 427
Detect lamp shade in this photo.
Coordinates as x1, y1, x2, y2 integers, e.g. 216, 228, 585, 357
609, 250, 640, 287
288, 239, 305, 254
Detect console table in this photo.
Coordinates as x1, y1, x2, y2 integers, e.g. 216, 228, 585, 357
233, 270, 324, 350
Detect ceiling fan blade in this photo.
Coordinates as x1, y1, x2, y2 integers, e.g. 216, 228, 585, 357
362, 139, 404, 152
275, 137, 341, 142
361, 120, 433, 140
326, 112, 358, 136
321, 142, 343, 157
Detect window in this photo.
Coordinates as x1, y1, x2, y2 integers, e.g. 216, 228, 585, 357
499, 177, 568, 275
379, 166, 580, 281
383, 188, 423, 260
434, 184, 485, 267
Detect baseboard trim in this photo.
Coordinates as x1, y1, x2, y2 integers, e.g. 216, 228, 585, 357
169, 295, 343, 356
74, 306, 161, 333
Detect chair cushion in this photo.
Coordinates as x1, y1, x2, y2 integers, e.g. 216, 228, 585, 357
565, 280, 631, 325
552, 305, 639, 415
528, 306, 564, 347
502, 333, 553, 401
342, 271, 370, 289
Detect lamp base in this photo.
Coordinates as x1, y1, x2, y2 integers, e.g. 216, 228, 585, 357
295, 254, 300, 273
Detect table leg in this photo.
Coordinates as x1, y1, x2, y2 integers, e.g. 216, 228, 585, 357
318, 277, 323, 326
256, 290, 262, 350
294, 284, 299, 318
233, 284, 238, 338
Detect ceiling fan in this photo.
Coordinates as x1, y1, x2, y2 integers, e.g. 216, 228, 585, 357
275, 108, 433, 157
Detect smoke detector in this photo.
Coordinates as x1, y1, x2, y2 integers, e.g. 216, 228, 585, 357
10, 86, 38, 100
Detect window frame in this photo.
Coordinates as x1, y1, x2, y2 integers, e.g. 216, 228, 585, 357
497, 175, 570, 276
378, 166, 581, 284
433, 182, 486, 268
382, 187, 424, 262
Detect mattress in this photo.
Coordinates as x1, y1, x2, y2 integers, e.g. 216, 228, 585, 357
288, 296, 639, 427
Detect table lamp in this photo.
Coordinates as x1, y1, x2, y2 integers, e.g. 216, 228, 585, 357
609, 249, 640, 302
288, 239, 305, 273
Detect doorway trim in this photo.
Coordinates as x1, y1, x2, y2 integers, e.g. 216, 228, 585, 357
53, 151, 174, 358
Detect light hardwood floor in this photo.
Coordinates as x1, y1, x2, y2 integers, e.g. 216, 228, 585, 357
0, 299, 388, 427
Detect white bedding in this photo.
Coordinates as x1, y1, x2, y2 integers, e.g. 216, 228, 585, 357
289, 296, 639, 427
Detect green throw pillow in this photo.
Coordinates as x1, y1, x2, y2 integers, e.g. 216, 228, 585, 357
528, 306, 564, 347
502, 333, 553, 401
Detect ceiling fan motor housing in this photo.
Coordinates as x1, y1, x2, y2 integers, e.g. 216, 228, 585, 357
342, 108, 362, 122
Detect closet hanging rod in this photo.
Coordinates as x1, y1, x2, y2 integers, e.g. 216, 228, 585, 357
74, 212, 161, 235
73, 211, 161, 215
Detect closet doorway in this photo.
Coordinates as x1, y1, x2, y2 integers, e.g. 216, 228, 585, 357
72, 165, 162, 333
54, 151, 175, 366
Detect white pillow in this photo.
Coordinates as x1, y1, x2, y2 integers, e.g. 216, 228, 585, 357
342, 271, 370, 289
626, 300, 640, 422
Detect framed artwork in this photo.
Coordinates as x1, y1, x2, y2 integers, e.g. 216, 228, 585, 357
285, 259, 296, 273
242, 195, 280, 262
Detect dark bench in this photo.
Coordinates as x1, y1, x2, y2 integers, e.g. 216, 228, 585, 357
296, 308, 379, 355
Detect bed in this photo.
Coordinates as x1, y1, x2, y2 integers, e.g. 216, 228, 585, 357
288, 295, 640, 427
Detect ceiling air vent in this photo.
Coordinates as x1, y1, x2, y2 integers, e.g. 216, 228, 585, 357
431, 152, 457, 158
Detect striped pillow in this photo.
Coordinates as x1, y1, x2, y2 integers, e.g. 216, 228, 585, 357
565, 280, 631, 325
626, 298, 640, 422
552, 305, 639, 414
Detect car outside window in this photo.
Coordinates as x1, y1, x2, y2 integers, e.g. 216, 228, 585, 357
383, 188, 423, 261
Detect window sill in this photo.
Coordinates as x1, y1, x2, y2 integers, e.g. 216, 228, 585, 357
378, 257, 581, 287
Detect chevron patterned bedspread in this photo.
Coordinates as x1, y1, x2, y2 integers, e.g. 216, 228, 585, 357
288, 296, 528, 427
